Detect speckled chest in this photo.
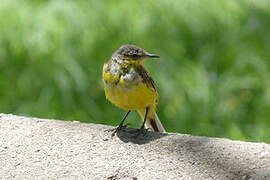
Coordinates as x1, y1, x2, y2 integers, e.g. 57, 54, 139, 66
103, 60, 143, 88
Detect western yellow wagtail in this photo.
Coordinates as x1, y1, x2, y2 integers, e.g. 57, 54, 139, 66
102, 45, 165, 134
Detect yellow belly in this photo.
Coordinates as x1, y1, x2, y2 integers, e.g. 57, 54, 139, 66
104, 83, 157, 110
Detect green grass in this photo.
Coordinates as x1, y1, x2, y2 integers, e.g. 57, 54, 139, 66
1, 0, 270, 142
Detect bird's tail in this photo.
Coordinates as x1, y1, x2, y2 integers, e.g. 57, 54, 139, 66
137, 106, 165, 133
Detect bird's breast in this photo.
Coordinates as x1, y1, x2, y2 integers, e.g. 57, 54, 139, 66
102, 63, 157, 110
104, 81, 157, 110
102, 62, 142, 88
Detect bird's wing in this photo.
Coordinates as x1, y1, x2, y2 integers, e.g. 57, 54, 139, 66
135, 65, 157, 91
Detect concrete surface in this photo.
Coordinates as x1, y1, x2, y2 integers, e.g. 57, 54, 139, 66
0, 114, 270, 180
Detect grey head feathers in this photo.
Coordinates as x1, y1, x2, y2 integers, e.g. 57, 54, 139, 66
113, 45, 159, 60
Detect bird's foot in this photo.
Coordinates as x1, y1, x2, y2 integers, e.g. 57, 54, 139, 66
106, 124, 129, 137
132, 127, 149, 138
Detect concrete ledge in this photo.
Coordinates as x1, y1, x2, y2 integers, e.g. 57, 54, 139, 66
0, 114, 270, 179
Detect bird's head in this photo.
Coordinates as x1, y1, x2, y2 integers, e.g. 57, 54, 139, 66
113, 45, 159, 62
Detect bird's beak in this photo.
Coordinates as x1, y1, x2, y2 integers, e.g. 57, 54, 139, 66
145, 53, 160, 58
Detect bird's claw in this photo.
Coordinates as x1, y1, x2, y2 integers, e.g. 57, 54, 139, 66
106, 124, 129, 137
132, 127, 149, 138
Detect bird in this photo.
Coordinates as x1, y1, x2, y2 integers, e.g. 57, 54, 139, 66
102, 45, 165, 135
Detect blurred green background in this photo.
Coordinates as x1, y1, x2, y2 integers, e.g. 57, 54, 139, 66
1, 0, 270, 142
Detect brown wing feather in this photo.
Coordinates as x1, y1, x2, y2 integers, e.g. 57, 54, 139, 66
134, 65, 156, 91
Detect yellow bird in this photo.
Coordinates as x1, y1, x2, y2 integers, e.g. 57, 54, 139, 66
102, 45, 165, 134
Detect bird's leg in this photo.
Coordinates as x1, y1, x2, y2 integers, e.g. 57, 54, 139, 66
133, 107, 149, 137
140, 106, 149, 129
107, 110, 131, 136
118, 110, 131, 129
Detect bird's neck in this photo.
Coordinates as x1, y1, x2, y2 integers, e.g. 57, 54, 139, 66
113, 58, 143, 67
125, 60, 143, 66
